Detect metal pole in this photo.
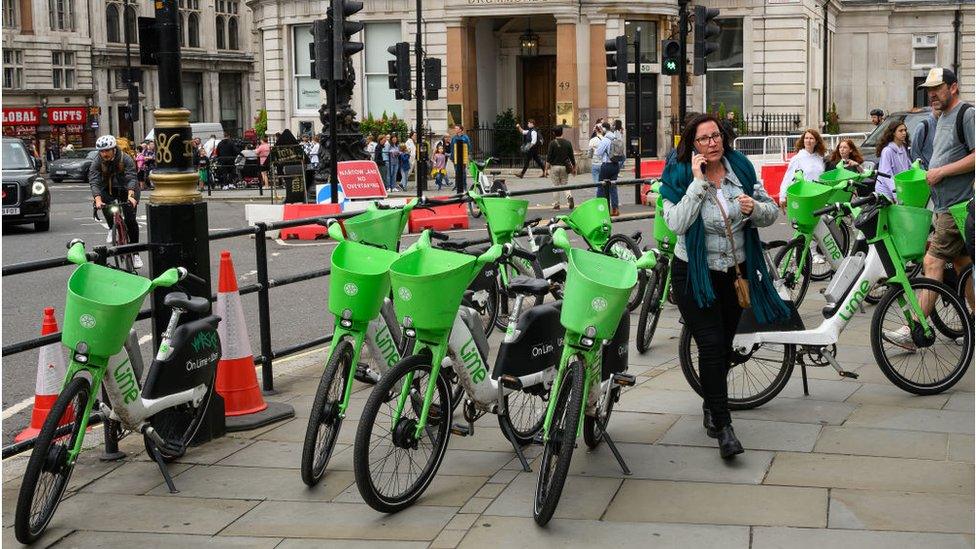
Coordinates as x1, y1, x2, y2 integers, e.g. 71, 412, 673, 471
328, 53, 339, 204
124, 0, 134, 137
678, 0, 688, 125
415, 0, 426, 197
634, 27, 642, 205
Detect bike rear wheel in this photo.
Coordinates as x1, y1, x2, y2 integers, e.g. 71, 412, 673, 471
872, 278, 973, 395
773, 239, 812, 306
533, 359, 584, 526
497, 384, 549, 446
636, 259, 668, 354
301, 339, 354, 487
678, 325, 795, 410
144, 362, 217, 462
602, 234, 646, 312
15, 376, 91, 544
583, 385, 619, 449
353, 355, 452, 513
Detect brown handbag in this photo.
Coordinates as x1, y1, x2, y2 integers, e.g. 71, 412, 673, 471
707, 187, 751, 308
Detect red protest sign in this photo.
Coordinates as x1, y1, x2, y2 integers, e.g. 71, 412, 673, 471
335, 160, 387, 199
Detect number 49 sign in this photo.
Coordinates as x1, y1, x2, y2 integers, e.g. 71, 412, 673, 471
335, 161, 387, 200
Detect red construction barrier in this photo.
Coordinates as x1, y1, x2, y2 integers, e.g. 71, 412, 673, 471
635, 159, 666, 179
279, 203, 342, 240
761, 164, 789, 202
408, 196, 469, 232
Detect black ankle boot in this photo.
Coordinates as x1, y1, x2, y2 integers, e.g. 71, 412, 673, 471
717, 425, 744, 459
702, 404, 719, 438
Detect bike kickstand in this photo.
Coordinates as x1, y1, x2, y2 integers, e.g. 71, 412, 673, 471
597, 418, 631, 476
148, 442, 179, 494
499, 414, 532, 472
800, 360, 810, 396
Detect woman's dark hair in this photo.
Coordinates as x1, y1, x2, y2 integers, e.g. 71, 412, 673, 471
827, 139, 864, 165
875, 122, 910, 157
676, 113, 732, 163
613, 119, 623, 132
794, 128, 827, 156
435, 142, 444, 152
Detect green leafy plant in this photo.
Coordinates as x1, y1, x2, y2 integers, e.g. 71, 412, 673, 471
253, 108, 268, 138
824, 102, 840, 135
361, 112, 408, 141
493, 108, 521, 159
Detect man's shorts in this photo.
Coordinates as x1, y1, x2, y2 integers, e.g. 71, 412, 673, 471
928, 212, 966, 262
550, 165, 569, 185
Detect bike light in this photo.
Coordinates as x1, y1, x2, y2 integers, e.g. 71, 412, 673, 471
404, 328, 416, 338
31, 180, 46, 195
339, 319, 353, 328
580, 337, 595, 348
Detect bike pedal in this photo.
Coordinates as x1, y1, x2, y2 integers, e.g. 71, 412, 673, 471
532, 432, 544, 445
353, 364, 378, 385
450, 423, 472, 437
838, 371, 859, 379
611, 373, 637, 387
499, 374, 523, 391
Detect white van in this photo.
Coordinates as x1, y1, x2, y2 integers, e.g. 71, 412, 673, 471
144, 122, 226, 143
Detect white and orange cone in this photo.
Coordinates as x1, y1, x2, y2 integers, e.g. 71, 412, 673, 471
16, 307, 72, 442
214, 250, 268, 417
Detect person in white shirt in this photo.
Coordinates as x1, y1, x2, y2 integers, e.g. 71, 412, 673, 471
516, 119, 546, 178
308, 134, 321, 169
778, 128, 827, 206
405, 131, 417, 185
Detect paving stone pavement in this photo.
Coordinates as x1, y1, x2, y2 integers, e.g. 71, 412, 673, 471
3, 277, 974, 548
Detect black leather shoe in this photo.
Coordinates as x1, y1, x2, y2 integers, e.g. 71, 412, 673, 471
717, 425, 744, 459
703, 404, 719, 438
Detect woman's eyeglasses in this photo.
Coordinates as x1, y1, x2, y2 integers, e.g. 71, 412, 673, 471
695, 133, 723, 146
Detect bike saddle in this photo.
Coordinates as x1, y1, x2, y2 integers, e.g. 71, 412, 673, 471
164, 292, 211, 313
473, 160, 489, 171
488, 170, 502, 176
508, 276, 550, 297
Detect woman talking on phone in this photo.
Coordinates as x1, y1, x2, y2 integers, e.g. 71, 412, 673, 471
660, 114, 789, 459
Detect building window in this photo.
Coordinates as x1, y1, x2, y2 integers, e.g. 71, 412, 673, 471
182, 71, 204, 122
124, 5, 136, 44
3, 49, 23, 89
113, 68, 143, 90
188, 12, 199, 47
106, 3, 120, 43
703, 17, 744, 114
363, 22, 403, 118
624, 20, 657, 65
52, 51, 76, 89
228, 17, 238, 50
293, 24, 320, 112
48, 0, 73, 31
216, 15, 225, 49
3, 0, 18, 29
912, 34, 937, 69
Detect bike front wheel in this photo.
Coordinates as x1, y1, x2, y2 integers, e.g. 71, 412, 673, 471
533, 359, 584, 526
773, 239, 812, 306
301, 339, 354, 487
15, 376, 91, 544
872, 277, 973, 395
636, 259, 668, 354
353, 354, 452, 513
678, 325, 795, 410
602, 234, 646, 312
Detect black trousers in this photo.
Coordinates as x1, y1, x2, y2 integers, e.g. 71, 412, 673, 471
671, 257, 743, 427
101, 200, 139, 244
454, 162, 467, 194
519, 147, 545, 177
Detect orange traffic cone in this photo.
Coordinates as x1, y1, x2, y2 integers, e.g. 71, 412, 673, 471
16, 308, 72, 442
214, 250, 293, 431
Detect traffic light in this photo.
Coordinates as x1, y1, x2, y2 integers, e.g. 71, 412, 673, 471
387, 41, 411, 100
331, 0, 364, 81
604, 35, 628, 83
310, 19, 332, 81
127, 84, 140, 122
661, 39, 680, 76
693, 5, 721, 76
424, 58, 441, 100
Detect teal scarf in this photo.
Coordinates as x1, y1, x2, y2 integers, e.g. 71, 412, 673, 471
660, 149, 789, 324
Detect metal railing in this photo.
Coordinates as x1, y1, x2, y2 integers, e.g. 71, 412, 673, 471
1, 178, 653, 458
733, 132, 871, 160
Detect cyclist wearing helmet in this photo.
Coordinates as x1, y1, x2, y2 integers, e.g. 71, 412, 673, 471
89, 134, 142, 268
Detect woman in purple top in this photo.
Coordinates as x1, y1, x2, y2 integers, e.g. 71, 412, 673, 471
875, 122, 912, 201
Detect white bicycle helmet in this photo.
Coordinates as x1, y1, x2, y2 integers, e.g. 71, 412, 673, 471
95, 135, 117, 151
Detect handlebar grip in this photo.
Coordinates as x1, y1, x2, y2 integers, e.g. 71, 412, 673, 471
523, 217, 542, 227
429, 230, 450, 241
178, 267, 207, 286
850, 194, 878, 208
374, 202, 392, 210
812, 204, 838, 217
510, 246, 537, 262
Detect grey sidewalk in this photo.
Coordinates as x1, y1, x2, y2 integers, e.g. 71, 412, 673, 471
3, 280, 974, 548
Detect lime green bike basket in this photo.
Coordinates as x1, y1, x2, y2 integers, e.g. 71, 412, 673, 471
818, 166, 860, 186
566, 198, 612, 249
560, 248, 637, 340
654, 192, 676, 251
63, 263, 152, 357
893, 164, 930, 208
389, 246, 481, 333
328, 240, 400, 322
948, 200, 970, 234
342, 207, 407, 251
481, 197, 529, 243
887, 205, 933, 261
786, 179, 834, 231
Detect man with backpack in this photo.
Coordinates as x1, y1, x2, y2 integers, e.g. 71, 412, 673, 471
889, 67, 974, 347
516, 119, 546, 178
595, 121, 625, 216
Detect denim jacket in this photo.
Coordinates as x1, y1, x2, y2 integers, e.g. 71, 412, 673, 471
663, 157, 779, 270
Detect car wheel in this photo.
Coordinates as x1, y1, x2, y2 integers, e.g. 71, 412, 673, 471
35, 218, 50, 232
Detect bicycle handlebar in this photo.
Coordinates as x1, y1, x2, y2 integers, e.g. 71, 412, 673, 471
510, 246, 537, 263
812, 193, 887, 217
176, 267, 207, 286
